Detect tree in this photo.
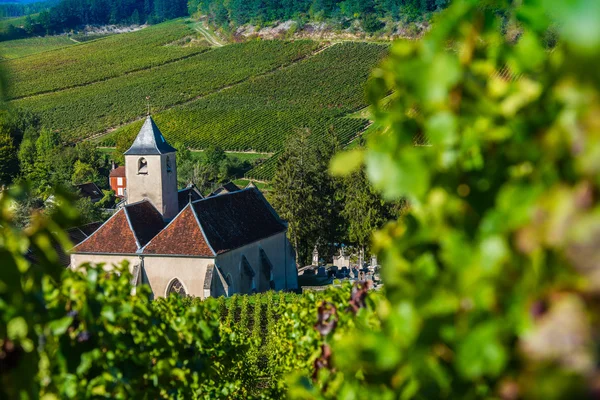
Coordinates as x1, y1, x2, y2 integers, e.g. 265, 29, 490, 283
71, 160, 97, 185
74, 197, 103, 223
341, 167, 393, 257
24, 15, 34, 34
18, 128, 38, 180
311, 127, 346, 260
131, 8, 141, 24
204, 145, 226, 169
271, 129, 325, 265
0, 133, 18, 186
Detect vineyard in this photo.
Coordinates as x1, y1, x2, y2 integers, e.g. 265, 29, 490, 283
1, 222, 375, 399
104, 42, 387, 180
12, 40, 321, 139
0, 36, 74, 60
4, 20, 209, 99
6, 24, 387, 181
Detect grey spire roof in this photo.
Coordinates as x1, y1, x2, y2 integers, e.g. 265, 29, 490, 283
124, 116, 176, 156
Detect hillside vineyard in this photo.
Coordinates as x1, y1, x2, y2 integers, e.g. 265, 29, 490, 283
5, 21, 207, 99
13, 40, 321, 139
6, 20, 387, 181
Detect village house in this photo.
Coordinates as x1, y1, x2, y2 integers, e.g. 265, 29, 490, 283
109, 164, 126, 198
70, 116, 298, 298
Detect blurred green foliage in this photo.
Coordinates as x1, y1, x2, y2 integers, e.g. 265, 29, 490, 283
319, 0, 600, 398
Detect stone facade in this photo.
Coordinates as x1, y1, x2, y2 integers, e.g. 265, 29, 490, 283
125, 152, 179, 221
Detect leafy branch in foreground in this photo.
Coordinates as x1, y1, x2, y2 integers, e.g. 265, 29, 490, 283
317, 0, 600, 398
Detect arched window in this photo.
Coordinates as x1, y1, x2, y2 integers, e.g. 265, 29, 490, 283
226, 273, 234, 296
240, 256, 255, 294
138, 157, 148, 174
166, 156, 172, 173
166, 278, 186, 296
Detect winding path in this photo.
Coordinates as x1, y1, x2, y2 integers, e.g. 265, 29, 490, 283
193, 23, 224, 47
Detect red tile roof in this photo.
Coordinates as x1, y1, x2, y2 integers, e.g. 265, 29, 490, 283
74, 190, 286, 257
72, 209, 139, 254
72, 200, 164, 254
109, 166, 126, 177
143, 205, 214, 256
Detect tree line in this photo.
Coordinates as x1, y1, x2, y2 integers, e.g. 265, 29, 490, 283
190, 0, 448, 31
1, 0, 447, 41
0, 108, 116, 227
1, 0, 188, 40
0, 0, 58, 18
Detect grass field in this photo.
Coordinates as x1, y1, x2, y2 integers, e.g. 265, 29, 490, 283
0, 35, 74, 59
4, 19, 209, 99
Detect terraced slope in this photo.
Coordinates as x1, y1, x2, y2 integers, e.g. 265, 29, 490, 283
4, 20, 208, 99
0, 36, 74, 60
14, 40, 320, 140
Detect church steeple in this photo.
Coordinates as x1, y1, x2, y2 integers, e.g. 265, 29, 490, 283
124, 116, 178, 221
124, 116, 176, 156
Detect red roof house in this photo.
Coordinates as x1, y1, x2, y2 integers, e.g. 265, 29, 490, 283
109, 166, 126, 198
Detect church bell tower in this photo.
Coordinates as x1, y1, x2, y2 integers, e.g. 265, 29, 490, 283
124, 116, 178, 221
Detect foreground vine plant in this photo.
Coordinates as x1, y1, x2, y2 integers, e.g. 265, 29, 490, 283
320, 0, 600, 398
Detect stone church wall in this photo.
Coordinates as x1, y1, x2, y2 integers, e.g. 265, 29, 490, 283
215, 231, 298, 294
70, 253, 140, 272
142, 256, 214, 299
70, 232, 299, 299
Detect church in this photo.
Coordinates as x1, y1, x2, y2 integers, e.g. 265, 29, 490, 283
70, 116, 299, 298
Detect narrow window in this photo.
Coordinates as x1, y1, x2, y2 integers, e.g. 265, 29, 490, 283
226, 273, 234, 296
166, 156, 172, 173
138, 157, 148, 174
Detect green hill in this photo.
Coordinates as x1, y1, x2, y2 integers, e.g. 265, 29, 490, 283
0, 35, 74, 59
7, 19, 387, 181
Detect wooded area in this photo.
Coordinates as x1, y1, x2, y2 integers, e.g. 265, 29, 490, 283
1, 0, 446, 41
190, 0, 448, 28
1, 0, 188, 40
